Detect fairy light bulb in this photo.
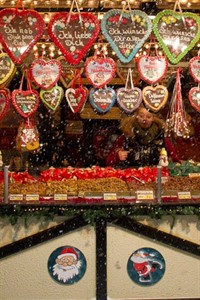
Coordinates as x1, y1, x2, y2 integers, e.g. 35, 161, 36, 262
49, 44, 55, 51
43, 13, 50, 24
50, 52, 55, 58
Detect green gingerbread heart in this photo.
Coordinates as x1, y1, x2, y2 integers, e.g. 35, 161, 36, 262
153, 10, 200, 64
40, 86, 64, 111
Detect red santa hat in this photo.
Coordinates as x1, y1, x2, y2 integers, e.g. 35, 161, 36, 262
58, 247, 78, 260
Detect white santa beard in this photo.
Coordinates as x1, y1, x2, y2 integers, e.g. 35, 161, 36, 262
53, 261, 81, 283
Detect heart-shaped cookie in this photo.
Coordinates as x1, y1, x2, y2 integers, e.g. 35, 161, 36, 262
142, 85, 168, 112
0, 8, 45, 65
0, 53, 15, 87
101, 9, 152, 63
85, 56, 116, 88
0, 89, 10, 121
188, 87, 200, 112
30, 59, 62, 90
12, 89, 39, 118
48, 12, 100, 65
57, 56, 84, 88
65, 87, 87, 113
137, 55, 168, 84
40, 86, 64, 111
189, 56, 200, 83
117, 87, 142, 113
153, 10, 200, 64
89, 87, 116, 113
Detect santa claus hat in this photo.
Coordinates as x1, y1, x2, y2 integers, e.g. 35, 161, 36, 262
58, 247, 78, 260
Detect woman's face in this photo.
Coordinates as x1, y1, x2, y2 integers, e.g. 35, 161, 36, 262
136, 108, 154, 129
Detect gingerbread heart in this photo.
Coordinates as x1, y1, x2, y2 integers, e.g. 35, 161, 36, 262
188, 87, 200, 112
0, 89, 10, 121
101, 9, 152, 63
65, 87, 87, 113
137, 55, 168, 84
0, 8, 45, 65
12, 89, 39, 118
85, 56, 116, 88
30, 59, 62, 90
117, 87, 142, 113
189, 56, 200, 83
0, 53, 15, 86
89, 87, 116, 113
142, 85, 168, 112
48, 12, 100, 65
153, 10, 200, 64
57, 56, 84, 88
40, 86, 64, 111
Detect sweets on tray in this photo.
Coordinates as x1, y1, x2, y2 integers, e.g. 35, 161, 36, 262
77, 177, 129, 193
162, 176, 200, 192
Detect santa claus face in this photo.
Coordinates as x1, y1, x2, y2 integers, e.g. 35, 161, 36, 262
56, 254, 77, 267
48, 246, 87, 285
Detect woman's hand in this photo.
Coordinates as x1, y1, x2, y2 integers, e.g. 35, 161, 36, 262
118, 149, 129, 161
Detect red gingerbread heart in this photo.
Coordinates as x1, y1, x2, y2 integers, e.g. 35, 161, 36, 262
85, 56, 116, 88
30, 59, 62, 90
0, 8, 45, 65
189, 56, 200, 83
48, 12, 100, 65
137, 55, 168, 84
12, 89, 39, 118
188, 87, 200, 112
0, 89, 10, 121
65, 87, 87, 113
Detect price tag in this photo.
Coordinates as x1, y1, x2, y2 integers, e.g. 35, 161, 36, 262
178, 192, 191, 200
25, 194, 39, 202
9, 194, 23, 201
136, 190, 154, 201
104, 193, 117, 201
54, 194, 68, 201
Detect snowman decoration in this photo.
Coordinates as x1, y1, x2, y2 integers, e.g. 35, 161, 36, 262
159, 148, 169, 167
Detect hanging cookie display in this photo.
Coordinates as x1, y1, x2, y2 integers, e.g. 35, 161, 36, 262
84, 43, 116, 88
48, 0, 100, 65
12, 69, 39, 118
0, 1, 45, 65
142, 85, 168, 112
101, 1, 152, 63
153, 1, 200, 64
40, 85, 64, 112
30, 58, 62, 90
136, 39, 168, 85
16, 119, 40, 152
0, 52, 16, 88
65, 69, 87, 113
57, 56, 84, 88
188, 85, 200, 113
189, 53, 200, 83
89, 87, 116, 114
0, 88, 10, 121
117, 68, 142, 114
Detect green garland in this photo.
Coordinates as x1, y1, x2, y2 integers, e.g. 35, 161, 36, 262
0, 204, 199, 226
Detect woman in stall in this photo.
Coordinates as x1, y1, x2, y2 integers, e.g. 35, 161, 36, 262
106, 105, 181, 168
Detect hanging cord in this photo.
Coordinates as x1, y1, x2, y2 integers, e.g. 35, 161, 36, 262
67, 0, 83, 25
119, 0, 134, 23
173, 0, 186, 26
16, 0, 25, 11
125, 68, 134, 90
